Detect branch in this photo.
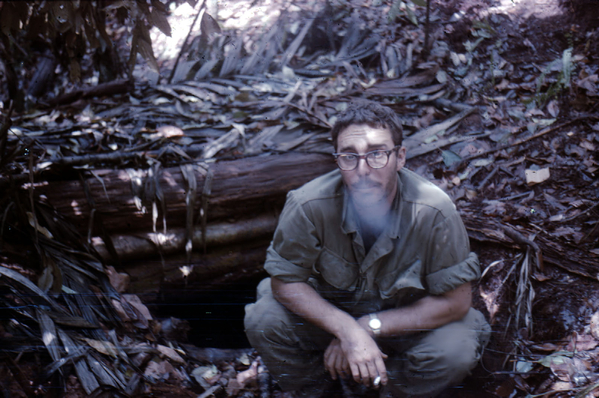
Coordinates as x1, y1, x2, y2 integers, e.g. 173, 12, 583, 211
167, 0, 205, 84
449, 117, 595, 171
44, 79, 133, 107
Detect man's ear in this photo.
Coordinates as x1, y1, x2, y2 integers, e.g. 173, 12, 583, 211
396, 146, 406, 171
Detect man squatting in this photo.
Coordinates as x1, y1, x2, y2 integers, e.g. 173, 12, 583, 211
244, 100, 491, 397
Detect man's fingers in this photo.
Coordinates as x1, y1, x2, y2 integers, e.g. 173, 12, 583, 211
350, 363, 361, 384
341, 356, 350, 378
365, 361, 379, 386
358, 362, 373, 386
374, 356, 388, 385
334, 353, 346, 378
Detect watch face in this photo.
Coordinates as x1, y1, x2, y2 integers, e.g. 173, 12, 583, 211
369, 318, 382, 330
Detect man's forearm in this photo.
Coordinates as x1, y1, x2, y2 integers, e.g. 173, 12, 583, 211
360, 282, 473, 337
270, 277, 359, 338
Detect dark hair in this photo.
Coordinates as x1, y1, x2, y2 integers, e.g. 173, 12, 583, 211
330, 100, 403, 149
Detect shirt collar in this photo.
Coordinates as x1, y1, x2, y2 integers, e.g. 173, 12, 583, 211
341, 172, 403, 239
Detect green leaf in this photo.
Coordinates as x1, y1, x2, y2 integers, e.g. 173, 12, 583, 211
388, 0, 401, 23
515, 360, 534, 373
537, 351, 573, 368
406, 6, 419, 26
411, 0, 428, 6
147, 0, 172, 37
129, 22, 159, 73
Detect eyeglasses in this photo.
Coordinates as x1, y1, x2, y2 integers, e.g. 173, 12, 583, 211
333, 146, 401, 171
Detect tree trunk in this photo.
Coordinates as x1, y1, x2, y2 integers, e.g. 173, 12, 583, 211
35, 152, 336, 234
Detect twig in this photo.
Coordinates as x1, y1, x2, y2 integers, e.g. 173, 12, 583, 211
406, 131, 491, 159
563, 201, 599, 222
450, 119, 579, 171
168, 0, 206, 85
433, 98, 474, 113
500, 224, 544, 272
45, 79, 132, 107
478, 165, 498, 191
499, 191, 532, 201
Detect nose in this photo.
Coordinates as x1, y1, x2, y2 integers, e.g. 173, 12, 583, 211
355, 157, 370, 176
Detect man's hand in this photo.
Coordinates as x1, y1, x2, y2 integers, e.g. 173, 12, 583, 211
324, 338, 350, 381
271, 278, 388, 387
336, 327, 388, 387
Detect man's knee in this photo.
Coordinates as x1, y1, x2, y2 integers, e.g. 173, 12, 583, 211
405, 308, 490, 380
383, 309, 490, 397
405, 338, 477, 380
245, 296, 295, 348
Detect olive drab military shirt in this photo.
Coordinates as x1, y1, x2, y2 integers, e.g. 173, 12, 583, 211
264, 168, 480, 317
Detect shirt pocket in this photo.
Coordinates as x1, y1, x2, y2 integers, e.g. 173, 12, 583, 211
315, 248, 359, 290
377, 258, 425, 300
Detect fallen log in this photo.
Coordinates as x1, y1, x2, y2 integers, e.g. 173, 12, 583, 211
93, 213, 278, 261
34, 152, 336, 234
44, 79, 133, 107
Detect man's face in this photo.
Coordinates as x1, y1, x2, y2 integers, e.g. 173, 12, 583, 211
336, 124, 406, 208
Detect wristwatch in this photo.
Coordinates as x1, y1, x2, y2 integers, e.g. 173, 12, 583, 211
368, 313, 382, 336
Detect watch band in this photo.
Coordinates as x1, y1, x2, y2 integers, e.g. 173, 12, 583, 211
368, 313, 382, 336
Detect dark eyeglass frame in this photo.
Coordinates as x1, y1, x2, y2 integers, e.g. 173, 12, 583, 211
333, 145, 402, 171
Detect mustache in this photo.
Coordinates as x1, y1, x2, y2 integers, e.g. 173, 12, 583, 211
350, 180, 382, 189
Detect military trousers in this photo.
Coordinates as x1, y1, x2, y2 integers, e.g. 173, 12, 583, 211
244, 278, 491, 397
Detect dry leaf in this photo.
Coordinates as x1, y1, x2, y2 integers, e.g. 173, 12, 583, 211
525, 168, 550, 185
27, 212, 53, 238
106, 266, 130, 293
82, 338, 118, 357
144, 360, 175, 380
122, 294, 153, 321
157, 344, 185, 364
192, 365, 220, 389
547, 100, 560, 117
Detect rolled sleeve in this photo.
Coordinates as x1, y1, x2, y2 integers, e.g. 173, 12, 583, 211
263, 192, 321, 283
423, 210, 479, 295
426, 252, 480, 295
265, 247, 313, 283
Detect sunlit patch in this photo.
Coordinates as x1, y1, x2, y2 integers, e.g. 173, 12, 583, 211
486, 0, 564, 19
70, 200, 83, 216
42, 331, 55, 346
179, 265, 193, 277
150, 232, 172, 247
479, 288, 500, 322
